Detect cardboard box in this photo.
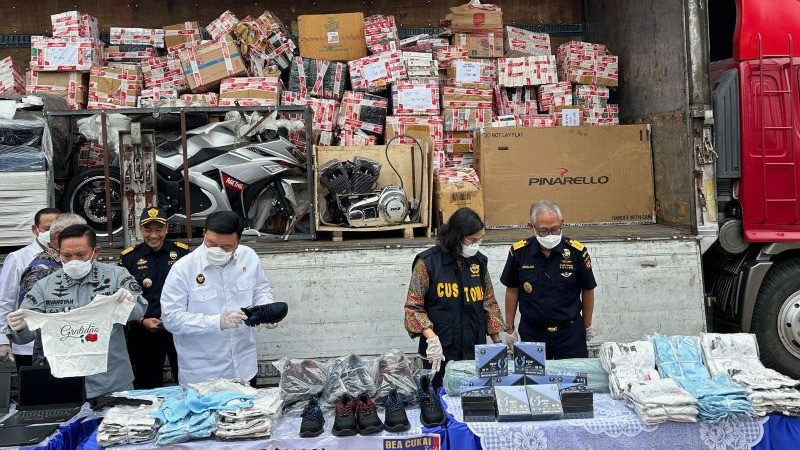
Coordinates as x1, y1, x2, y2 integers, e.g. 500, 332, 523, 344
475, 125, 655, 226
30, 36, 102, 72
338, 91, 389, 137
141, 55, 186, 91
445, 59, 496, 89
391, 80, 440, 116
443, 1, 503, 34
139, 87, 179, 107
299, 13, 367, 61
51, 11, 99, 40
495, 385, 531, 421
573, 84, 610, 109
460, 376, 493, 388
491, 114, 555, 128
281, 91, 339, 131
385, 116, 444, 152
557, 41, 619, 88
553, 105, 585, 127
207, 10, 240, 41
87, 65, 143, 109
442, 87, 493, 109
364, 15, 398, 54
433, 46, 469, 68
525, 385, 564, 421
475, 343, 508, 377
495, 86, 538, 116
348, 51, 407, 93
179, 35, 247, 93
110, 28, 165, 48
163, 22, 201, 49
453, 32, 503, 59
497, 56, 557, 87
26, 71, 89, 109
434, 168, 484, 225
0, 57, 25, 95
586, 104, 620, 126
444, 152, 474, 169
538, 82, 573, 112
400, 35, 449, 53
289, 57, 348, 100
104, 45, 158, 64
504, 27, 551, 57
512, 341, 546, 375
442, 108, 493, 131
179, 92, 218, 106
443, 131, 475, 153
219, 75, 283, 107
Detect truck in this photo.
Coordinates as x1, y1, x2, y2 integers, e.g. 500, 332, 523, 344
3, 0, 800, 379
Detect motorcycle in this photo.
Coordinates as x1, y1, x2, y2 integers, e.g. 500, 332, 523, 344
62, 112, 311, 240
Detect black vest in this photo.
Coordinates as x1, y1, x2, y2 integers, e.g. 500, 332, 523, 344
415, 245, 489, 361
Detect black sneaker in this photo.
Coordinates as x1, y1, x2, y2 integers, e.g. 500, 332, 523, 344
384, 389, 411, 432
356, 393, 384, 435
241, 302, 289, 326
299, 398, 324, 438
418, 374, 446, 427
331, 394, 358, 437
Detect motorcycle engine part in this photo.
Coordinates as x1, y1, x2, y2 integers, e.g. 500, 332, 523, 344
340, 186, 408, 228
320, 159, 352, 195
350, 157, 381, 194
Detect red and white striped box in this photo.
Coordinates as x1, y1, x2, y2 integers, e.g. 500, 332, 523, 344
0, 57, 25, 95
51, 11, 99, 40
78, 141, 104, 170
573, 84, 610, 108
432, 150, 446, 170
504, 27, 551, 57
586, 104, 619, 125
103, 46, 158, 63
436, 167, 480, 182
180, 35, 247, 93
452, 32, 503, 59
399, 35, 449, 53
139, 87, 179, 107
596, 55, 619, 87
179, 92, 218, 106
348, 51, 407, 92
281, 91, 340, 132
26, 71, 89, 109
537, 82, 573, 112
391, 80, 440, 116
337, 91, 389, 136
339, 129, 379, 146
385, 115, 444, 152
557, 41, 618, 87
494, 86, 538, 116
30, 37, 102, 72
207, 10, 240, 41
364, 15, 398, 54
163, 22, 202, 49
140, 56, 187, 91
433, 46, 470, 69
110, 28, 165, 48
87, 65, 143, 109
497, 55, 557, 87
445, 59, 496, 89
443, 152, 474, 169
442, 108, 492, 132
491, 114, 556, 127
219, 76, 283, 107
443, 131, 474, 153
405, 58, 440, 79
442, 86, 493, 109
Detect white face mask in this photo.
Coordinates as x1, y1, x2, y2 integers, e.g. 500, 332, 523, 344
36, 229, 50, 247
536, 234, 562, 250
205, 245, 233, 266
461, 242, 480, 258
62, 258, 93, 279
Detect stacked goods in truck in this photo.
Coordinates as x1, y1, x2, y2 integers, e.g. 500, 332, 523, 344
434, 46, 470, 71
87, 65, 143, 109
51, 11, 99, 40
288, 57, 348, 100
298, 12, 367, 62
103, 46, 158, 65
443, 1, 503, 59
179, 92, 218, 106
281, 91, 340, 133
348, 51, 408, 93
206, 10, 240, 41
337, 90, 389, 141
179, 35, 247, 93
403, 52, 439, 79
26, 71, 89, 109
573, 84, 619, 125
442, 87, 493, 110
385, 116, 444, 153
537, 82, 573, 113
445, 59, 495, 89
434, 167, 484, 224
504, 27, 550, 57
400, 35, 449, 53
490, 114, 555, 127
442, 108, 492, 132
139, 87, 179, 107
141, 55, 187, 92
109, 27, 165, 48
494, 86, 538, 116
557, 41, 619, 87
364, 15, 399, 54
0, 57, 25, 95
452, 32, 504, 59
218, 74, 283, 106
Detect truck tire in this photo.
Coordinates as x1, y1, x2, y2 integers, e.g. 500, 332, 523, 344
751, 259, 800, 378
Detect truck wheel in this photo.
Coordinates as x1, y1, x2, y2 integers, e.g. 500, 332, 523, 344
752, 259, 800, 378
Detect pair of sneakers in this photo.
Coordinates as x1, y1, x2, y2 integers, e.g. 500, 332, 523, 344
332, 393, 384, 436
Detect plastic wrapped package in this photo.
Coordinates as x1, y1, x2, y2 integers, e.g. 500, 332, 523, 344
544, 358, 610, 394
0, 118, 45, 147
272, 358, 329, 410
372, 349, 418, 405
0, 145, 47, 172
443, 360, 477, 397
321, 354, 377, 407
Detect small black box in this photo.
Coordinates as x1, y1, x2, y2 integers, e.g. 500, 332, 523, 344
512, 341, 546, 375
475, 344, 509, 377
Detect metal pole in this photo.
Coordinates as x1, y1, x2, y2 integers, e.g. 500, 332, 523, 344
100, 111, 114, 244
304, 105, 316, 239
180, 110, 193, 240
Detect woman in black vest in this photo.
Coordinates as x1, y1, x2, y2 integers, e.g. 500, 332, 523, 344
404, 207, 504, 388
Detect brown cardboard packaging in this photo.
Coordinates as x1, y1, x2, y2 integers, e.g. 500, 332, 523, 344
179, 35, 247, 93
434, 176, 484, 226
475, 126, 654, 226
298, 13, 367, 62
452, 32, 503, 59
26, 71, 89, 109
87, 65, 143, 109
443, 2, 503, 34
553, 105, 585, 126
163, 21, 201, 49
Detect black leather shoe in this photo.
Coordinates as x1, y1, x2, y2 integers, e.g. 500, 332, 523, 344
384, 389, 411, 432
418, 375, 446, 427
241, 302, 288, 326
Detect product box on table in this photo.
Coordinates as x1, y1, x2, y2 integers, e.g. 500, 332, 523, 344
26, 71, 89, 109
110, 28, 165, 48
337, 91, 388, 138
434, 167, 484, 225
349, 51, 407, 93
0, 57, 25, 95
526, 384, 564, 421
163, 22, 202, 49
559, 384, 593, 419
179, 92, 218, 106
51, 11, 99, 40
219, 75, 282, 107
299, 12, 367, 61
497, 56, 557, 87
511, 341, 546, 375
461, 384, 496, 422
442, 108, 492, 132
493, 374, 526, 386
206, 10, 240, 41
391, 80, 440, 116
385, 115, 444, 152
461, 375, 493, 389
179, 35, 247, 93
495, 385, 531, 421
282, 91, 340, 132
443, 131, 474, 153
442, 1, 503, 34
87, 65, 143, 109
526, 372, 587, 388
504, 27, 551, 57
452, 32, 503, 59
442, 87, 493, 109
30, 36, 102, 72
475, 343, 508, 378
445, 59, 496, 89
288, 57, 348, 100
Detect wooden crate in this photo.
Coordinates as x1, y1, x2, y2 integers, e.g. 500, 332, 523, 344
314, 144, 432, 241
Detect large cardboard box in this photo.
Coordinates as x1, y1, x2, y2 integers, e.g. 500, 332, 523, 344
26, 71, 89, 109
475, 126, 655, 226
298, 13, 367, 62
443, 2, 503, 34
87, 65, 143, 109
453, 32, 503, 59
179, 35, 246, 93
163, 21, 201, 49
219, 75, 282, 106
434, 168, 484, 226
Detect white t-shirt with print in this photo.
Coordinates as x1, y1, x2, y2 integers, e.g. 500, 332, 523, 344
24, 293, 135, 378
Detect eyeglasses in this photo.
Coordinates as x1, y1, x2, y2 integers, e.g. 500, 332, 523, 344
530, 225, 563, 237
463, 235, 485, 245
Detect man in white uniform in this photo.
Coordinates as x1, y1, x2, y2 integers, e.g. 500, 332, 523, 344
161, 211, 277, 386
0, 207, 60, 366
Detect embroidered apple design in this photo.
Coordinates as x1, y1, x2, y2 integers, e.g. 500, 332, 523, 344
85, 333, 98, 342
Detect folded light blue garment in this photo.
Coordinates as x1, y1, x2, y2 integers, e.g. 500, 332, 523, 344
123, 386, 185, 399
156, 411, 216, 445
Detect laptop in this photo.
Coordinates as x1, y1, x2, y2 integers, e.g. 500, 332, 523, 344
0, 366, 84, 428
0, 424, 59, 447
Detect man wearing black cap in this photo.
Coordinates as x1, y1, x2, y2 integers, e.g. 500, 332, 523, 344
120, 207, 189, 388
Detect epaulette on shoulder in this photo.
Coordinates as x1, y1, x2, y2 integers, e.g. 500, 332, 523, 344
174, 241, 189, 250
511, 239, 528, 251
568, 239, 585, 252
120, 247, 134, 256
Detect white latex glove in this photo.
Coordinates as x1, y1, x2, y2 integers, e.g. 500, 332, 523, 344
505, 331, 519, 349
258, 323, 279, 329
425, 336, 445, 373
585, 325, 595, 341
0, 344, 14, 362
7, 309, 28, 333
220, 311, 248, 330
114, 288, 133, 303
